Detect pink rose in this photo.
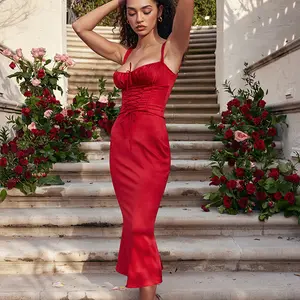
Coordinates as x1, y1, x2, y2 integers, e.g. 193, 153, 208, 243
16, 48, 23, 58
31, 78, 41, 87
98, 95, 108, 103
234, 130, 250, 142
54, 54, 62, 62
13, 55, 20, 62
44, 110, 53, 118
28, 122, 37, 131
2, 49, 12, 57
65, 58, 75, 67
54, 125, 60, 129
60, 54, 69, 62
38, 47, 46, 57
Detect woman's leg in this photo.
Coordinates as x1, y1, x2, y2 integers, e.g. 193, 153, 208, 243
139, 285, 157, 300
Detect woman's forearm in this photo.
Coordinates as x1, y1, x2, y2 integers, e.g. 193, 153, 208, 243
72, 0, 119, 33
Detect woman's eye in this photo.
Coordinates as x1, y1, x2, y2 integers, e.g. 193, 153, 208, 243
128, 13, 135, 16
144, 11, 151, 15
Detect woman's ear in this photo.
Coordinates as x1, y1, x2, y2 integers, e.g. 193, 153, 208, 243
158, 4, 163, 18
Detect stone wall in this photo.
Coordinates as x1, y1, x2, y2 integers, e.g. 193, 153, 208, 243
216, 0, 300, 111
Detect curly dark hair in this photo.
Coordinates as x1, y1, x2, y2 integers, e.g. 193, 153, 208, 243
113, 0, 177, 48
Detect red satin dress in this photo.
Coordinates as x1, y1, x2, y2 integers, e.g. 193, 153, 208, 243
110, 41, 178, 288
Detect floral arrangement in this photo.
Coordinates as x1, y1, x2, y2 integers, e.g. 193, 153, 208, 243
0, 47, 120, 201
202, 65, 300, 223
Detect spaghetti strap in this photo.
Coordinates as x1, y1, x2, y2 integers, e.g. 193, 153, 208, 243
123, 48, 133, 64
160, 41, 167, 63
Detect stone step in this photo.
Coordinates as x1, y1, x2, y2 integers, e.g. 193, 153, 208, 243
80, 141, 282, 161
67, 50, 215, 61
68, 93, 218, 105
0, 207, 298, 238
0, 235, 300, 274
69, 77, 216, 89
81, 140, 220, 160
165, 113, 220, 124
50, 159, 214, 182
5, 181, 215, 208
1, 272, 300, 299
71, 57, 215, 67
68, 63, 215, 73
68, 84, 216, 96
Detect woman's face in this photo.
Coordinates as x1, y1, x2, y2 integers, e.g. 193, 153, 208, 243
126, 0, 163, 36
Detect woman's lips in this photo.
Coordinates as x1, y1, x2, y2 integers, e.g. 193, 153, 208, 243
136, 26, 146, 31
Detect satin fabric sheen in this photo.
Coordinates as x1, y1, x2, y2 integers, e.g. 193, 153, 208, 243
110, 41, 178, 288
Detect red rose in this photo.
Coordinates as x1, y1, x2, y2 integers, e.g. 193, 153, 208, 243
201, 204, 210, 212
268, 201, 274, 208
16, 151, 25, 158
14, 165, 23, 174
9, 141, 18, 153
258, 100, 266, 108
21, 107, 31, 117
269, 168, 280, 180
228, 159, 235, 167
1, 144, 9, 154
37, 68, 46, 79
285, 174, 300, 184
268, 127, 277, 137
254, 140, 266, 151
9, 62, 16, 69
254, 169, 264, 179
34, 157, 41, 165
239, 104, 250, 115
43, 88, 51, 97
246, 183, 256, 195
220, 176, 227, 183
26, 147, 35, 155
226, 180, 237, 190
87, 110, 95, 117
235, 168, 245, 178
273, 192, 282, 201
24, 91, 32, 97
253, 117, 261, 125
284, 192, 295, 205
222, 110, 231, 118
54, 113, 64, 123
261, 111, 269, 119
86, 130, 93, 139
256, 191, 267, 201
218, 124, 225, 130
25, 171, 32, 179
252, 131, 260, 140
108, 101, 116, 108
0, 157, 7, 167
227, 98, 241, 109
87, 102, 96, 110
67, 110, 74, 117
224, 129, 234, 139
7, 178, 18, 189
210, 176, 221, 186
19, 158, 28, 166
223, 195, 232, 209
238, 197, 248, 209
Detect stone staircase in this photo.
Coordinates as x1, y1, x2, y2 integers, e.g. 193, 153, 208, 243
1, 25, 300, 299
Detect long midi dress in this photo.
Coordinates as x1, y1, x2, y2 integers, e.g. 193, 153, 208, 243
109, 41, 178, 288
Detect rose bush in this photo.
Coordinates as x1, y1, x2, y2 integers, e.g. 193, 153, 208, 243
202, 65, 300, 224
0, 47, 120, 201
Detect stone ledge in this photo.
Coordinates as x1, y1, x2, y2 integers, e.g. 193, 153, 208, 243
0, 98, 21, 114
267, 100, 300, 114
246, 38, 300, 73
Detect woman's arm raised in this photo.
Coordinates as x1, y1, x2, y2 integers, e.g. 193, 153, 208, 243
72, 0, 126, 65
168, 0, 194, 56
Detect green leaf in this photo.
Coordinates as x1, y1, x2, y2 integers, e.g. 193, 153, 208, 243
212, 166, 222, 177
218, 205, 226, 214
0, 189, 7, 202
278, 161, 292, 175
262, 202, 268, 209
264, 178, 277, 194
37, 175, 65, 186
203, 193, 211, 200
295, 196, 300, 207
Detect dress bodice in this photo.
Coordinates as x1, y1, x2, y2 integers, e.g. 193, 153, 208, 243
113, 42, 178, 118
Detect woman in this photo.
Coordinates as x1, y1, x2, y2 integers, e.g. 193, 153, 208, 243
72, 0, 193, 298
